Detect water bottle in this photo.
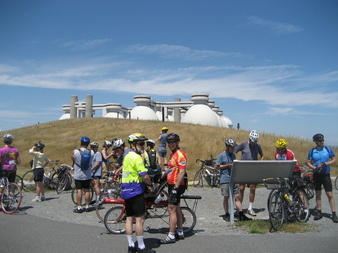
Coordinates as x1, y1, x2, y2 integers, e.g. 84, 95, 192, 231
0, 179, 4, 191
154, 194, 162, 204
284, 193, 291, 204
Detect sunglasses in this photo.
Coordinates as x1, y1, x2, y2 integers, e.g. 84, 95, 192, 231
317, 140, 324, 142
137, 142, 145, 146
167, 141, 176, 144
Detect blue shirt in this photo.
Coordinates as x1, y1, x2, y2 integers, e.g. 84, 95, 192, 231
216, 151, 236, 184
308, 146, 335, 174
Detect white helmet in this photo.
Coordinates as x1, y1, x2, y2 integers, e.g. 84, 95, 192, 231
146, 139, 156, 146
249, 130, 259, 142
103, 140, 112, 147
3, 134, 14, 144
112, 139, 125, 150
225, 138, 237, 147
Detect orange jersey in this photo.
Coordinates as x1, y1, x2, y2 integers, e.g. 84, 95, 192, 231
167, 149, 187, 185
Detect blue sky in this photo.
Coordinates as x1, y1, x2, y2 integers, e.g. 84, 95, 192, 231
1, 0, 337, 146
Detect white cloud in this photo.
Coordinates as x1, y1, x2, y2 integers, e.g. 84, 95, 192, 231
61, 39, 112, 51
247, 16, 304, 35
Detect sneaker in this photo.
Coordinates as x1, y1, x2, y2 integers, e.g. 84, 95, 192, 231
137, 247, 156, 253
176, 232, 185, 240
41, 196, 46, 201
239, 213, 252, 221
160, 235, 176, 244
73, 208, 83, 213
247, 209, 256, 216
85, 207, 91, 212
313, 211, 322, 221
128, 246, 136, 253
234, 210, 239, 218
223, 213, 230, 221
32, 196, 41, 202
332, 213, 338, 223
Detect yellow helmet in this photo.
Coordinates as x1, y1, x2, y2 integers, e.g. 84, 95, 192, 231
275, 139, 288, 148
161, 127, 168, 131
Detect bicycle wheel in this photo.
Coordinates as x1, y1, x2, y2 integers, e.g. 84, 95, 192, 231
335, 176, 338, 191
1, 183, 22, 214
46, 172, 59, 190
268, 190, 285, 231
293, 190, 310, 223
193, 170, 203, 187
147, 190, 169, 218
56, 174, 70, 194
15, 175, 24, 191
71, 186, 94, 205
267, 189, 276, 212
304, 184, 316, 211
22, 170, 36, 192
96, 203, 115, 222
181, 206, 196, 234
104, 206, 126, 234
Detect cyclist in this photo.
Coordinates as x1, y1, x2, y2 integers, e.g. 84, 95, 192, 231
216, 138, 251, 222
144, 139, 161, 183
307, 133, 338, 223
29, 142, 50, 202
100, 140, 114, 189
0, 134, 21, 184
120, 133, 155, 253
72, 136, 94, 213
161, 133, 187, 244
157, 127, 169, 168
234, 130, 264, 216
90, 142, 102, 205
274, 139, 301, 177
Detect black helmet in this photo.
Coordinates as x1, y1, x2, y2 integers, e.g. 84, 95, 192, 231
313, 133, 324, 142
34, 142, 45, 150
167, 133, 180, 142
225, 138, 237, 147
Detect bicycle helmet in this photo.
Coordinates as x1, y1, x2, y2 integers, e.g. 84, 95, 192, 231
275, 139, 288, 148
80, 136, 90, 144
313, 133, 324, 142
3, 134, 14, 144
103, 140, 112, 147
112, 139, 125, 150
249, 130, 259, 142
90, 142, 99, 148
34, 142, 45, 150
167, 133, 180, 142
225, 138, 237, 147
128, 133, 148, 144
146, 139, 156, 146
161, 127, 169, 131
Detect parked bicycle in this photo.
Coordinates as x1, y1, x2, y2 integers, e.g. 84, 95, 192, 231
193, 157, 219, 187
300, 166, 316, 211
55, 164, 74, 194
103, 192, 200, 234
264, 177, 310, 231
0, 176, 22, 214
22, 160, 60, 191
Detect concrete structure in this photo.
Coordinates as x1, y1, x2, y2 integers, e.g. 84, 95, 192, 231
59, 93, 233, 128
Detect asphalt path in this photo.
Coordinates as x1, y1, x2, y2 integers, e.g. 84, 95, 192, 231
1, 186, 337, 252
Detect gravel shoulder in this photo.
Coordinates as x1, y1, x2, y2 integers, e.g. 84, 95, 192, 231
19, 184, 338, 236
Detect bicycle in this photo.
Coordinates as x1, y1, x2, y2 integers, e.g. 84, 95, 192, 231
103, 192, 201, 235
15, 175, 24, 191
264, 177, 310, 231
193, 157, 219, 187
71, 180, 95, 205
0, 177, 23, 214
55, 164, 74, 194
22, 160, 60, 191
335, 176, 338, 191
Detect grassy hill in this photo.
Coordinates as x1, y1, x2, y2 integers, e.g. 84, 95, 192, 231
2, 118, 337, 178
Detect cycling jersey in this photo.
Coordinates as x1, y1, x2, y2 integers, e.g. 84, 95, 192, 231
121, 151, 148, 200
167, 149, 187, 186
308, 146, 335, 174
274, 149, 300, 174
0, 145, 20, 171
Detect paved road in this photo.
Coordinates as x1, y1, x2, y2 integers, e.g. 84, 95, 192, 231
1, 186, 337, 252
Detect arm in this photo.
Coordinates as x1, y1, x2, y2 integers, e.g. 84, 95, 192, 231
142, 173, 152, 186
101, 149, 115, 160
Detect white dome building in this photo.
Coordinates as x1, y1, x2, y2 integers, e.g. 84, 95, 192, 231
182, 93, 220, 127
130, 95, 159, 121
104, 103, 124, 118
221, 116, 233, 128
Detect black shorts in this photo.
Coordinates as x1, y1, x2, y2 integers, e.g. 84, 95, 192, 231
33, 168, 44, 182
314, 173, 332, 192
168, 184, 185, 206
0, 170, 16, 183
125, 194, 145, 217
75, 179, 91, 190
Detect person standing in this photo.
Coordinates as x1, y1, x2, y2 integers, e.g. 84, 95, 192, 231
161, 133, 187, 244
307, 133, 338, 223
100, 140, 114, 189
90, 142, 102, 205
0, 134, 20, 184
157, 127, 168, 168
216, 138, 251, 222
72, 136, 93, 213
121, 133, 155, 253
29, 142, 50, 202
145, 139, 161, 183
234, 130, 264, 216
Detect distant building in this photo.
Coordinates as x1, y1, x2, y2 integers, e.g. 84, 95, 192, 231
59, 93, 233, 128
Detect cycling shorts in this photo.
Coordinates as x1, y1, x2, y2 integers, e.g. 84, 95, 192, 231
0, 170, 16, 183
125, 193, 145, 217
75, 179, 91, 190
168, 184, 185, 205
314, 173, 332, 192
33, 168, 44, 182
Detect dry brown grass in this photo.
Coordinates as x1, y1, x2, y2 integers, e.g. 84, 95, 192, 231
2, 118, 337, 177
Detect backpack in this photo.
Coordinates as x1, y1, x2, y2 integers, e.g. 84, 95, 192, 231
148, 150, 157, 170
76, 148, 91, 171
